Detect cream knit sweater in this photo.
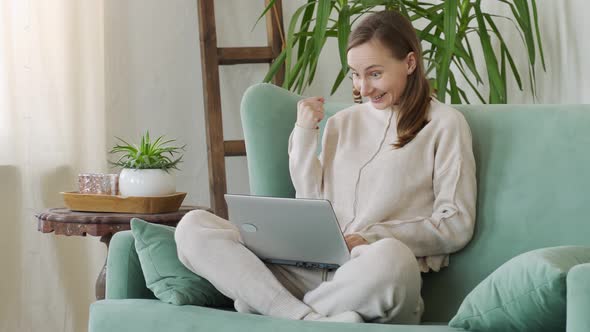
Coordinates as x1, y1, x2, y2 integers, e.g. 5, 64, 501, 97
288, 99, 477, 272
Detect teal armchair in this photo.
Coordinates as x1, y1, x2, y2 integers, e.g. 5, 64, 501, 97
89, 83, 590, 332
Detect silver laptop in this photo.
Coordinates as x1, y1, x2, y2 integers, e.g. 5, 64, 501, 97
225, 194, 350, 269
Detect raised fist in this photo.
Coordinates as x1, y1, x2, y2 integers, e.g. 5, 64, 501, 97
296, 97, 325, 129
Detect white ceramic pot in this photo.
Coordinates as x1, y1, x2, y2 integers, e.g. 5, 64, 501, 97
118, 168, 176, 197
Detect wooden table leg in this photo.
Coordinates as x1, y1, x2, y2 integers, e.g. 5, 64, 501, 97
95, 233, 113, 300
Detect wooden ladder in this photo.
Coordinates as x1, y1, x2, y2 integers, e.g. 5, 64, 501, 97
197, 0, 285, 219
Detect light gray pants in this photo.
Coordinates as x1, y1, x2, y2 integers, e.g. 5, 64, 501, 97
175, 210, 423, 324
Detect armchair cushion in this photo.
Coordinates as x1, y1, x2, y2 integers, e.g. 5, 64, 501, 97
131, 218, 232, 307
566, 262, 590, 332
449, 246, 590, 332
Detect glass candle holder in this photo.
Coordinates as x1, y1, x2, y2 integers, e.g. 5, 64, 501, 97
78, 173, 119, 195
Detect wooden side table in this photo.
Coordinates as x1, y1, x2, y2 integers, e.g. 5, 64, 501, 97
35, 206, 207, 300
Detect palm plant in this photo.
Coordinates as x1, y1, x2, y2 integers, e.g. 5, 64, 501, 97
257, 0, 545, 104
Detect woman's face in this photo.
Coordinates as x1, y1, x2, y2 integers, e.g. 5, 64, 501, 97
347, 39, 416, 110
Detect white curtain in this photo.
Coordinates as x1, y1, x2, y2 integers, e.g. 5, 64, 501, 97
0, 1, 106, 332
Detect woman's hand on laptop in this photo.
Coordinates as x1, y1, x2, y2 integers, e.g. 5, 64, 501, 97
344, 234, 368, 251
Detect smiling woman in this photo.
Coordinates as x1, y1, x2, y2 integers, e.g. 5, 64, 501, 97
174, 9, 477, 326
346, 10, 431, 149
285, 10, 477, 323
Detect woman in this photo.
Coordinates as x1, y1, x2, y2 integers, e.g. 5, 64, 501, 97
175, 10, 476, 324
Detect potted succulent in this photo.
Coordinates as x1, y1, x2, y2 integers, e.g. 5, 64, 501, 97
109, 131, 185, 197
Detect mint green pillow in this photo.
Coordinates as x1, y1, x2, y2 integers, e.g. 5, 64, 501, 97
449, 246, 590, 332
130, 218, 233, 307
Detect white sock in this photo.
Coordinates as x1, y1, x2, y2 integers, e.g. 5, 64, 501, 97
234, 299, 258, 314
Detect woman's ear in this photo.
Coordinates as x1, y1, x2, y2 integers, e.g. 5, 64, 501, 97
406, 52, 416, 75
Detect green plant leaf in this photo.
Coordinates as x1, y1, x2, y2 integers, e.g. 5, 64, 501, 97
531, 0, 546, 70
456, 83, 471, 104
306, 36, 328, 88
252, 0, 276, 31
284, 2, 316, 88
436, 0, 458, 102
460, 28, 482, 84
500, 44, 508, 98
498, 0, 538, 98
288, 38, 313, 90
337, 4, 350, 71
331, 67, 349, 95
452, 58, 486, 103
263, 50, 286, 82
448, 70, 461, 104
297, 0, 317, 60
513, 0, 535, 65
474, 1, 504, 103
360, 0, 385, 6
310, 0, 332, 84
484, 13, 523, 91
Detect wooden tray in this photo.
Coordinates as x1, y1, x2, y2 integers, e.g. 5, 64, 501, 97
61, 191, 187, 214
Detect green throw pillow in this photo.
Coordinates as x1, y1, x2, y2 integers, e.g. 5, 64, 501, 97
449, 246, 590, 332
130, 218, 233, 307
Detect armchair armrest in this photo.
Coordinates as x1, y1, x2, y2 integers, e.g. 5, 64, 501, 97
567, 263, 590, 332
106, 230, 155, 300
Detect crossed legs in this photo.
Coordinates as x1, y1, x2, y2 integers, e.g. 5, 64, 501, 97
175, 210, 422, 323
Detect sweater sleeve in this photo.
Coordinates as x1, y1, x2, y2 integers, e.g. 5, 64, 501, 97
288, 120, 333, 199
356, 112, 477, 258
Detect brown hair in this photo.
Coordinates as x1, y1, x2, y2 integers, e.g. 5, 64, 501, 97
348, 10, 431, 149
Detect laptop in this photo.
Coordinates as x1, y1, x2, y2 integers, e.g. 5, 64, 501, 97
224, 194, 351, 270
